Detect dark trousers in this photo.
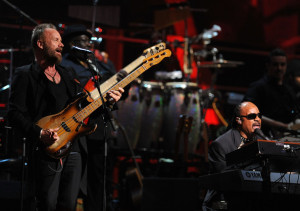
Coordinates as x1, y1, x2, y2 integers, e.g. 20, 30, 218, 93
36, 151, 82, 211
84, 138, 114, 211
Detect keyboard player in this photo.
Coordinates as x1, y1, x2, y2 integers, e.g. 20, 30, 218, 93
202, 101, 268, 211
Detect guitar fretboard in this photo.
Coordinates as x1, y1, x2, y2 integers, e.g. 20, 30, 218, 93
73, 49, 170, 122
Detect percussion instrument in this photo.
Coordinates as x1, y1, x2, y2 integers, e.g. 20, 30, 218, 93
162, 82, 201, 153
115, 80, 203, 156
136, 81, 164, 150
115, 81, 143, 149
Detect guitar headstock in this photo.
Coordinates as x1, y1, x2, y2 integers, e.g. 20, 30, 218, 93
142, 42, 166, 58
142, 49, 172, 69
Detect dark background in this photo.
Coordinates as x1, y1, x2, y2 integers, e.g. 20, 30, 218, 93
1, 0, 300, 84
1, 0, 300, 119
1, 1, 300, 209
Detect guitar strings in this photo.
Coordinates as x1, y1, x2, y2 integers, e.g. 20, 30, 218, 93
54, 53, 166, 153
56, 66, 139, 138
56, 61, 152, 138
56, 95, 104, 136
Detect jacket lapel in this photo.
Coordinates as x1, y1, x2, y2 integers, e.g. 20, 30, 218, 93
231, 129, 242, 148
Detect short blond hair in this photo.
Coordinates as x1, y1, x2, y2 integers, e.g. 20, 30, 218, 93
31, 23, 57, 50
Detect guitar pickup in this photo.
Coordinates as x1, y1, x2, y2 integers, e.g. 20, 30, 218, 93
61, 122, 71, 132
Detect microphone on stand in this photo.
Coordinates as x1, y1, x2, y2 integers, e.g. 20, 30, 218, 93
71, 46, 101, 75
254, 128, 270, 140
86, 59, 100, 75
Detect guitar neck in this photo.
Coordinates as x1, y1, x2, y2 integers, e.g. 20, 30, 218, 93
89, 42, 166, 100
77, 49, 171, 121
122, 55, 145, 73
90, 55, 145, 98
77, 65, 146, 121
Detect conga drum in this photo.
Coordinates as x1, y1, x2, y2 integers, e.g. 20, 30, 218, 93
114, 81, 144, 150
136, 81, 164, 150
162, 82, 201, 154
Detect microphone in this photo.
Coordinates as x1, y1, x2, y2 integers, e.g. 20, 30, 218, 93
71, 46, 93, 54
86, 59, 100, 75
254, 128, 270, 140
71, 46, 100, 75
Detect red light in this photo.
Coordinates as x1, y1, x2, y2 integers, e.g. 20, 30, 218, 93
95, 27, 103, 33
58, 23, 66, 29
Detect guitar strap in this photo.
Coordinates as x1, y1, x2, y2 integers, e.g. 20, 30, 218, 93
63, 66, 90, 95
65, 66, 81, 84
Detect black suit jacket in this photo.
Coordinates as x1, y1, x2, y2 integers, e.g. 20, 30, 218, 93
208, 129, 242, 173
203, 129, 242, 209
8, 62, 79, 143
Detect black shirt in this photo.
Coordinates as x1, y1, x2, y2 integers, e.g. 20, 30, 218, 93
48, 78, 80, 152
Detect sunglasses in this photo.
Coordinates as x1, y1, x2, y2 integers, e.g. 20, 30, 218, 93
240, 113, 262, 120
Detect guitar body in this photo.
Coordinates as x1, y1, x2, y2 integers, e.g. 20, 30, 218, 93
36, 94, 97, 159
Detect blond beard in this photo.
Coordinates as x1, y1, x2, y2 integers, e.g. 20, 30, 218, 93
43, 46, 62, 65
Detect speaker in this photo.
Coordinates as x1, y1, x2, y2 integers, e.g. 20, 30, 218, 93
142, 178, 201, 211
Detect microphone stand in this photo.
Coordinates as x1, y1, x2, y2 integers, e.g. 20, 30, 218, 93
86, 54, 116, 211
86, 55, 116, 133
20, 137, 26, 211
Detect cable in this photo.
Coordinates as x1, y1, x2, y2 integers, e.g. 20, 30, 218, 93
212, 98, 228, 127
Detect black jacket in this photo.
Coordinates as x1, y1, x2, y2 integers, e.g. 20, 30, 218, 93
8, 62, 80, 143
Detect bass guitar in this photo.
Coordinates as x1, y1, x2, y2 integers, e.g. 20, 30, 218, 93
36, 49, 172, 159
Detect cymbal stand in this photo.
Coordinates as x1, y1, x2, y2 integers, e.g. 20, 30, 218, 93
194, 24, 221, 85
195, 41, 218, 162
2, 0, 38, 25
182, 17, 194, 83
91, 0, 99, 34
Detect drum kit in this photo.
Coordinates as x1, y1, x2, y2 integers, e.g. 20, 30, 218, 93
113, 36, 245, 160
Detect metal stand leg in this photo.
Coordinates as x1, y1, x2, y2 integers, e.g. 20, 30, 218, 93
20, 137, 26, 211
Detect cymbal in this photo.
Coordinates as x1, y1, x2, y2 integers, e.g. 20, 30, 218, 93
196, 59, 244, 68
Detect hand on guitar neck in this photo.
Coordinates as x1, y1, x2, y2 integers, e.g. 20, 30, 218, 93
106, 87, 124, 104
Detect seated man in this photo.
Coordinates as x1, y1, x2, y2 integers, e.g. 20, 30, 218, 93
202, 101, 264, 210
208, 101, 262, 173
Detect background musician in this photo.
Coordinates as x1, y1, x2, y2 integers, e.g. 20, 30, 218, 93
8, 23, 123, 211
243, 48, 300, 139
61, 24, 128, 211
